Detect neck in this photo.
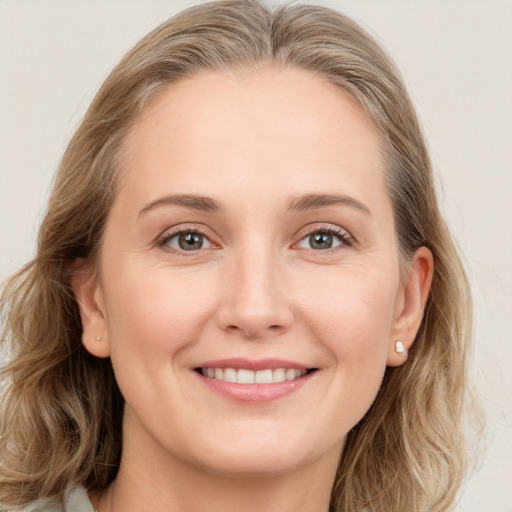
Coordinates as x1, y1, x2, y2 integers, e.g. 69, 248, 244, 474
111, 460, 337, 512
93, 417, 342, 512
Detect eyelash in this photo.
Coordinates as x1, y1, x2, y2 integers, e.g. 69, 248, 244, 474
157, 225, 214, 254
296, 225, 353, 250
157, 224, 353, 255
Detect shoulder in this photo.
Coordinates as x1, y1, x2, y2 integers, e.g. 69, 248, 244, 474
63, 487, 94, 512
19, 486, 94, 512
17, 498, 62, 512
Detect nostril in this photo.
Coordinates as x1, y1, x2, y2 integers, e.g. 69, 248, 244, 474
223, 323, 287, 339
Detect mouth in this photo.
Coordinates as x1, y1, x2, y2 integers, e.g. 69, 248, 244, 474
192, 358, 318, 402
196, 367, 317, 384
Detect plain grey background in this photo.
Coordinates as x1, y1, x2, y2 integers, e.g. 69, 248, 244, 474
1, 1, 511, 510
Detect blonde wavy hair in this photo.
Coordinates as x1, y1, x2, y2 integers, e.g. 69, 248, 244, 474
1, 1, 474, 510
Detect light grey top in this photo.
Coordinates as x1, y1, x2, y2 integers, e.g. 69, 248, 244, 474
21, 486, 94, 512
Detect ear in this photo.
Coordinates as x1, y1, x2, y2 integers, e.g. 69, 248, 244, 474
70, 263, 111, 358
387, 246, 434, 367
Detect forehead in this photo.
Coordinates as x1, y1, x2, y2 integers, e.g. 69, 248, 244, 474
117, 66, 387, 211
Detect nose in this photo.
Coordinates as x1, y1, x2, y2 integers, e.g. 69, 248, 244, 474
216, 246, 294, 340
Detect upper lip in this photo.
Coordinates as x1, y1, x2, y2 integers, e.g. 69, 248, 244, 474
194, 358, 313, 371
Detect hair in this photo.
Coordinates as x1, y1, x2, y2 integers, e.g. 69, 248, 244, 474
0, 1, 476, 511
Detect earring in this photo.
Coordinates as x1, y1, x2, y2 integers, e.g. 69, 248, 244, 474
395, 340, 406, 354
95, 336, 102, 342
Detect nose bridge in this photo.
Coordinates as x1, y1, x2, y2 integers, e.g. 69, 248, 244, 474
218, 236, 292, 338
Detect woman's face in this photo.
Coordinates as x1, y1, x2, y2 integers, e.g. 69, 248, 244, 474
76, 67, 429, 478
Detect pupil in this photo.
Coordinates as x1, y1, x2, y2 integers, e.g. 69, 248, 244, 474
179, 232, 203, 250
310, 232, 332, 249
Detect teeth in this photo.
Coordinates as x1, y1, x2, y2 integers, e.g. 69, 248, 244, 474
201, 367, 308, 384
286, 369, 297, 381
273, 368, 286, 383
224, 368, 237, 383
237, 369, 255, 384
255, 369, 273, 384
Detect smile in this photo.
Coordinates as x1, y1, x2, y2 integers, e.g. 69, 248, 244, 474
199, 367, 308, 384
193, 359, 318, 402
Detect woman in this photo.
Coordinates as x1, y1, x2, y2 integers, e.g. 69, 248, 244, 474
0, 1, 473, 511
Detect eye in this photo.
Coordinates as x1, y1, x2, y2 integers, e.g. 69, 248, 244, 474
296, 228, 350, 250
161, 230, 213, 251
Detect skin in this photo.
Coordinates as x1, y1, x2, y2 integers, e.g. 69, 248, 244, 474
72, 66, 433, 512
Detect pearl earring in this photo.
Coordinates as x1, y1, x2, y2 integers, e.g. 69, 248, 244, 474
95, 336, 101, 342
395, 340, 406, 353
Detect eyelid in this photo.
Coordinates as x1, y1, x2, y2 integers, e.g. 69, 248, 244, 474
156, 223, 220, 253
292, 223, 354, 250
154, 222, 354, 254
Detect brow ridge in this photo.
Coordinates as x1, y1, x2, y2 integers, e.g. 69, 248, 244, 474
138, 192, 370, 217
288, 193, 371, 215
138, 194, 221, 216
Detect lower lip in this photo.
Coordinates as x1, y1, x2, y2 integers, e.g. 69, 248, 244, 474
195, 371, 315, 403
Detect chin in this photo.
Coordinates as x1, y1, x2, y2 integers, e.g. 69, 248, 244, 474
186, 433, 328, 479
197, 452, 308, 479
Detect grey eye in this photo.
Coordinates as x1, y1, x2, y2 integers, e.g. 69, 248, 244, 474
165, 232, 211, 251
297, 230, 345, 250
309, 232, 334, 249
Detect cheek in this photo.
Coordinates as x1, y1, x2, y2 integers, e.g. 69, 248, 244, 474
304, 263, 398, 332
101, 266, 224, 423
102, 264, 219, 369
299, 265, 399, 378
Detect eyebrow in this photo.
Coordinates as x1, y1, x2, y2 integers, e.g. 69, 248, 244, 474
138, 194, 222, 216
137, 192, 371, 217
288, 193, 372, 216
